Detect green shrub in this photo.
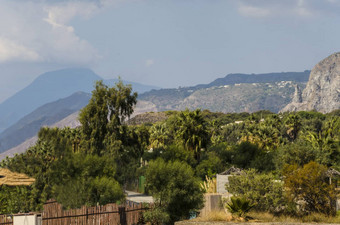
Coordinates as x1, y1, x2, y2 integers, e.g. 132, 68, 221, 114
226, 169, 286, 213
145, 158, 204, 224
225, 196, 253, 217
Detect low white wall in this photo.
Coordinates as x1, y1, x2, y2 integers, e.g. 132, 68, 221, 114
13, 215, 41, 225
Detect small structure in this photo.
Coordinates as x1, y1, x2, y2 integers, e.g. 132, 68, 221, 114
216, 167, 242, 194
13, 214, 42, 225
0, 168, 35, 186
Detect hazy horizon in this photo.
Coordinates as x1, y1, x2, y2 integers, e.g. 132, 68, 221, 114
1, 0, 340, 102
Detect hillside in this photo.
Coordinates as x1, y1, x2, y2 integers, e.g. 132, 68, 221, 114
138, 79, 308, 113
203, 71, 310, 88
0, 92, 90, 153
0, 111, 80, 161
0, 70, 310, 157
0, 68, 159, 133
282, 52, 340, 113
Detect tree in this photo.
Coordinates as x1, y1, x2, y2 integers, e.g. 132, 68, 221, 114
175, 109, 209, 162
284, 114, 302, 141
149, 122, 170, 149
79, 80, 137, 155
51, 153, 124, 208
195, 152, 223, 179
145, 159, 204, 224
283, 162, 336, 215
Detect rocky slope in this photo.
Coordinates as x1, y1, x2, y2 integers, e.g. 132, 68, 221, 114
138, 81, 306, 113
281, 53, 340, 113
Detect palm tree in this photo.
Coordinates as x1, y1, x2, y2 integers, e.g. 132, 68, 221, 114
149, 122, 170, 149
285, 114, 302, 141
175, 109, 208, 162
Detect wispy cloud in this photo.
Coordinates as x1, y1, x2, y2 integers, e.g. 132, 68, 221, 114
238, 4, 271, 18
145, 59, 154, 67
237, 0, 340, 19
0, 0, 118, 64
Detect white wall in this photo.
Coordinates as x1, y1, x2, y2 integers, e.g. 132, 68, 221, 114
13, 215, 40, 225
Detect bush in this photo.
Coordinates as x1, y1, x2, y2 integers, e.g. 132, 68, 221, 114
143, 205, 170, 225
195, 152, 223, 179
145, 158, 204, 224
225, 196, 253, 217
226, 169, 286, 213
283, 161, 336, 216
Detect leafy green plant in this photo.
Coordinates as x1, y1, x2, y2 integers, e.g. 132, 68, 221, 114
226, 169, 286, 213
143, 205, 170, 225
225, 196, 253, 217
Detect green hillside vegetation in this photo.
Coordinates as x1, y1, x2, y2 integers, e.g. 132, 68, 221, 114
0, 81, 339, 224
139, 81, 306, 113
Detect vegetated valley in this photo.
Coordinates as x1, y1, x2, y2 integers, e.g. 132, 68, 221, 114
0, 79, 339, 224
0, 59, 340, 224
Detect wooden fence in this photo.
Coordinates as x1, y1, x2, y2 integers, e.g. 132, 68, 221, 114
0, 215, 12, 225
0, 200, 148, 225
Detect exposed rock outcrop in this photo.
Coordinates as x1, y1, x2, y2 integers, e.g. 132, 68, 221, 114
281, 52, 340, 113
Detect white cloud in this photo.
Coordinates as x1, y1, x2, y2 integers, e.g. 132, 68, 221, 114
236, 0, 340, 19
0, 0, 116, 65
145, 59, 154, 67
0, 38, 41, 62
238, 4, 271, 18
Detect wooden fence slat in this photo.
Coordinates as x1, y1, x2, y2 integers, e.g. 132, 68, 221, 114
0, 199, 149, 225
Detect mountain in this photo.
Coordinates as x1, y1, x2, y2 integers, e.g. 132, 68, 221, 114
0, 111, 81, 161
0, 68, 159, 133
0, 69, 311, 158
137, 71, 310, 113
281, 53, 340, 113
0, 68, 99, 133
203, 71, 310, 88
106, 79, 158, 94
0, 92, 90, 153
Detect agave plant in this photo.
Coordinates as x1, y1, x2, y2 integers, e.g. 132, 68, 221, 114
225, 196, 253, 218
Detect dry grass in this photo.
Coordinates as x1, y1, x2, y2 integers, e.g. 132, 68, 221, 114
247, 211, 340, 223
193, 210, 233, 222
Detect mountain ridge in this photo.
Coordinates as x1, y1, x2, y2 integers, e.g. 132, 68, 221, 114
0, 92, 91, 153
0, 68, 159, 133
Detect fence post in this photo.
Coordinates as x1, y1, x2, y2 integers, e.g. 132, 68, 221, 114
118, 207, 126, 225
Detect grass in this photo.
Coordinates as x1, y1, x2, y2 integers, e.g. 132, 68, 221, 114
193, 210, 340, 223
193, 210, 233, 222
247, 211, 340, 223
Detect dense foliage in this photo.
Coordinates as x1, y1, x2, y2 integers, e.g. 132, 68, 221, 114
145, 159, 204, 224
0, 80, 340, 223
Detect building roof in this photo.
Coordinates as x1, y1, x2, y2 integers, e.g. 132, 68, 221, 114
219, 166, 243, 175
0, 168, 35, 186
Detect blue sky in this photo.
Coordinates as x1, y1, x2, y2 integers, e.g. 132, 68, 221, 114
1, 0, 340, 102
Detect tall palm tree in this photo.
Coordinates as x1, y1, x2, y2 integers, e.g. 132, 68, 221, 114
175, 109, 208, 162
285, 114, 302, 141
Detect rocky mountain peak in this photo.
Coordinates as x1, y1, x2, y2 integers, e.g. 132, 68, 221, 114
281, 52, 340, 113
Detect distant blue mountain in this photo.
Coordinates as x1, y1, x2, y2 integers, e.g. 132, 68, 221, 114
0, 68, 159, 133
105, 79, 159, 95
0, 92, 91, 153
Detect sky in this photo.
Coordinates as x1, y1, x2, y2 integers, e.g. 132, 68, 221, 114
1, 0, 340, 102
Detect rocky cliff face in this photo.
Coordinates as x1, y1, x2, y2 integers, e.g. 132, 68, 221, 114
281, 52, 340, 113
